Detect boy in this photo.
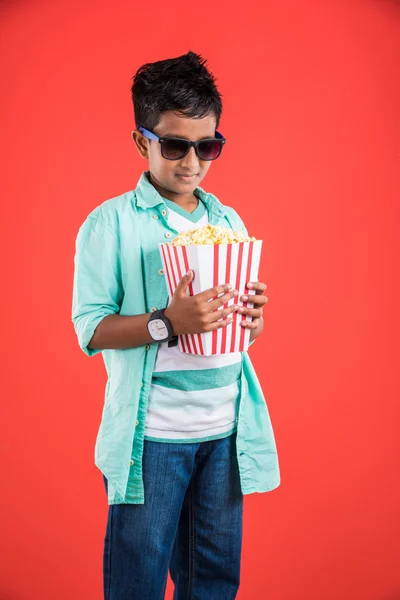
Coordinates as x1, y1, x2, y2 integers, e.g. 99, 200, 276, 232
72, 50, 280, 600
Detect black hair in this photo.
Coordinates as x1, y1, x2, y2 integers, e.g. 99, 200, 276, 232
131, 50, 223, 131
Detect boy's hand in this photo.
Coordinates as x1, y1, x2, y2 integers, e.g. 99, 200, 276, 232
164, 270, 239, 336
238, 281, 268, 340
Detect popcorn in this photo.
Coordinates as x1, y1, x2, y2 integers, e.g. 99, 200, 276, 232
170, 223, 256, 246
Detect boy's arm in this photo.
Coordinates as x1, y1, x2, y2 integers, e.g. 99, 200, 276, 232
72, 213, 153, 356
87, 313, 154, 351
71, 215, 238, 354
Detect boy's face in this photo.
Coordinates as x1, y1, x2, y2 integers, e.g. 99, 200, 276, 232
132, 110, 217, 200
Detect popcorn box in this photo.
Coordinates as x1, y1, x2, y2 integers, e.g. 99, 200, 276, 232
159, 240, 263, 355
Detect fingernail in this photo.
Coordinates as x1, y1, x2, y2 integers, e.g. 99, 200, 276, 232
242, 295, 248, 302
238, 307, 245, 313
247, 282, 253, 288
233, 290, 239, 295
225, 284, 232, 290
234, 305, 239, 310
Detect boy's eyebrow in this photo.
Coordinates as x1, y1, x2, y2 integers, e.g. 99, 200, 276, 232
161, 133, 215, 140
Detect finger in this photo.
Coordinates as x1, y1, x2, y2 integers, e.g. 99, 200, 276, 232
207, 289, 238, 312
208, 304, 239, 322
239, 320, 259, 329
237, 307, 263, 318
175, 269, 194, 297
206, 316, 234, 331
196, 283, 235, 302
241, 294, 268, 306
247, 282, 267, 292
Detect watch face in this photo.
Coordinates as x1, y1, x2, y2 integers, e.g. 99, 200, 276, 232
148, 319, 169, 341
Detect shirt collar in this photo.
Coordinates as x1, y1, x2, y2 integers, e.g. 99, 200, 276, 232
135, 171, 226, 218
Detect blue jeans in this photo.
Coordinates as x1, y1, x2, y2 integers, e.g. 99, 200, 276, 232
103, 432, 243, 600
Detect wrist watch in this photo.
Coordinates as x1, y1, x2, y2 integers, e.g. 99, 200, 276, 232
147, 308, 178, 347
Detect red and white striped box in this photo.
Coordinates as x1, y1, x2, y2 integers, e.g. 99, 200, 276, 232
159, 240, 263, 355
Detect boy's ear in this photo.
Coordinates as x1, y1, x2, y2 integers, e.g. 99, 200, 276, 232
131, 129, 149, 159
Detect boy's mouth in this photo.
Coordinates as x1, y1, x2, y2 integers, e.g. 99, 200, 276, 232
175, 173, 198, 182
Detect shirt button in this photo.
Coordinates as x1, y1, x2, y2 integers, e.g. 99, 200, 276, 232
136, 420, 139, 426
159, 269, 164, 275
153, 215, 159, 220
161, 209, 167, 216
150, 307, 157, 312
140, 382, 144, 388
165, 232, 172, 238
145, 344, 150, 350
130, 460, 134, 466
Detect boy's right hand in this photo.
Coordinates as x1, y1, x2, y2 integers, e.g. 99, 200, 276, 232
164, 270, 239, 336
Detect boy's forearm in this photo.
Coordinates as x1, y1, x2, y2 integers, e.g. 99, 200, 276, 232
88, 313, 263, 351
88, 313, 154, 351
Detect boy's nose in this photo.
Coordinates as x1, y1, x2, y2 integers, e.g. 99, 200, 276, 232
180, 146, 200, 169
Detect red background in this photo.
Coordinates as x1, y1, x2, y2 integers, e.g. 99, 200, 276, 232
1, 1, 399, 598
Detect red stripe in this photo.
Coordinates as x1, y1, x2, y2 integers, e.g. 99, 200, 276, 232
239, 242, 254, 350
174, 246, 198, 354
181, 335, 187, 353
166, 246, 188, 352
173, 246, 189, 349
161, 245, 174, 298
186, 332, 193, 353
230, 242, 244, 352
178, 247, 191, 352
190, 334, 197, 353
221, 243, 232, 354
181, 246, 204, 354
162, 244, 183, 350
167, 245, 178, 290
180, 246, 197, 354
165, 246, 181, 344
173, 246, 184, 282
197, 330, 204, 355
212, 244, 219, 355
178, 246, 198, 354
181, 246, 194, 296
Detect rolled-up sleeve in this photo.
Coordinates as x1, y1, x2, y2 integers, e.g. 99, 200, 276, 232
72, 212, 123, 357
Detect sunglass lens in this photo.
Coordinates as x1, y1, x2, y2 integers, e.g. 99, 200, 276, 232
197, 140, 223, 160
161, 139, 189, 160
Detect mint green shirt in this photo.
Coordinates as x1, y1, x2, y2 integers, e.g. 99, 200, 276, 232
72, 171, 281, 505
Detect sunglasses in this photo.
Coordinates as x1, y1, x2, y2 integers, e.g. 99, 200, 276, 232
139, 127, 226, 161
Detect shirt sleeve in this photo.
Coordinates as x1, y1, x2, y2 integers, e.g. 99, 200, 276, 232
71, 212, 123, 357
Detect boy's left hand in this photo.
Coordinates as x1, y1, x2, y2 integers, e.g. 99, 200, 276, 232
238, 281, 268, 333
